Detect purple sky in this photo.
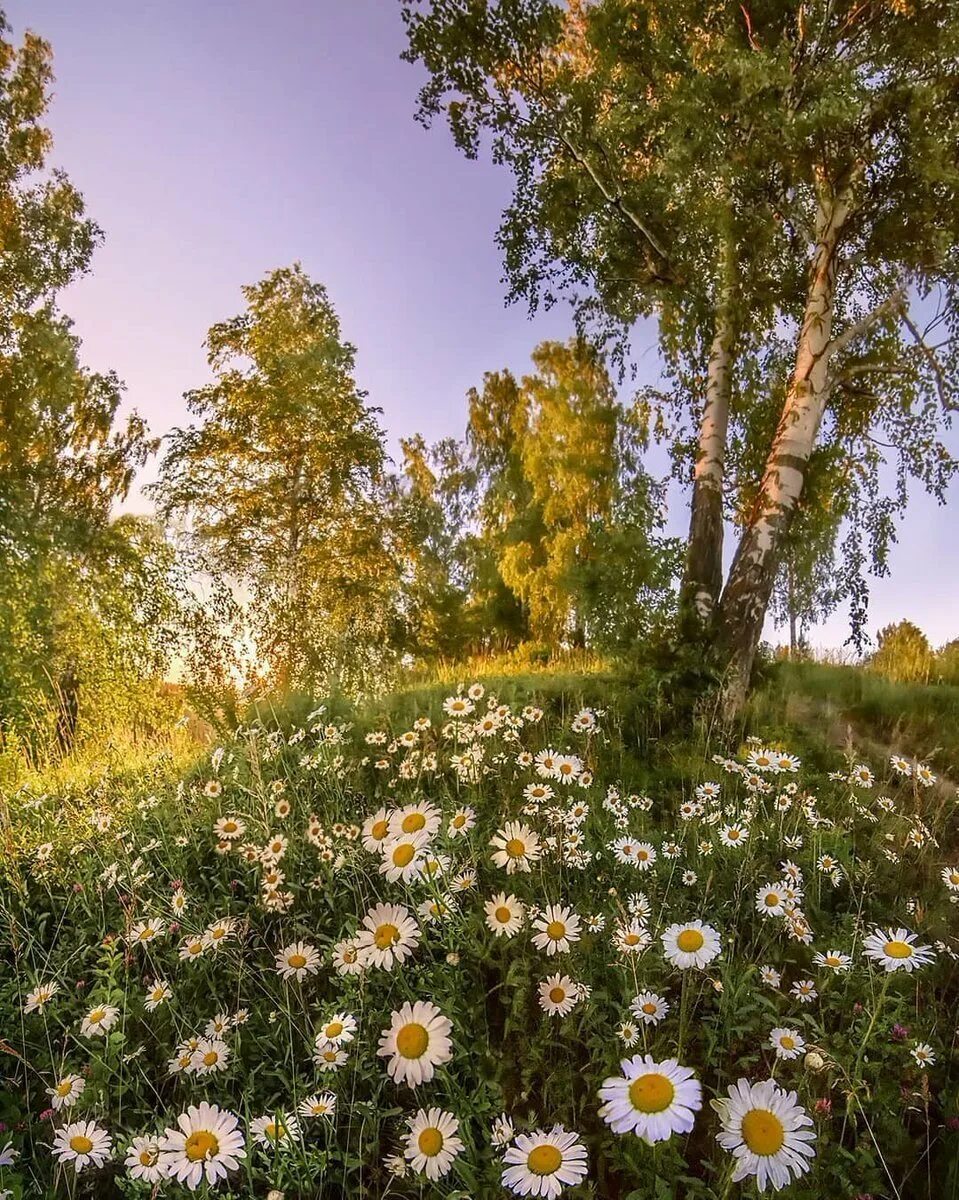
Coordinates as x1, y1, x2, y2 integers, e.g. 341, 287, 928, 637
8, 0, 957, 652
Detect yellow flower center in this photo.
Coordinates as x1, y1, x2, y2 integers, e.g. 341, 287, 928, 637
624, 933, 641, 946
69, 1135, 93, 1154
629, 1072, 675, 1113
185, 1129, 219, 1162
223, 821, 237, 832
392, 843, 416, 867
548, 986, 567, 1004
546, 921, 566, 940
780, 1035, 795, 1050
418, 1127, 444, 1156
676, 929, 704, 953
642, 1002, 657, 1015
495, 906, 512, 924
202, 1050, 219, 1066
951, 873, 959, 885
56, 1080, 74, 1096
88, 1009, 105, 1023
288, 953, 307, 969
764, 894, 779, 907
264, 1121, 283, 1141
728, 829, 741, 840
395, 1022, 429, 1058
374, 922, 399, 949
636, 850, 649, 860
741, 1109, 785, 1156
325, 1021, 344, 1038
403, 812, 426, 832
527, 1144, 562, 1175
452, 814, 466, 828
505, 837, 526, 858
139, 1148, 157, 1165
371, 819, 389, 840
884, 940, 913, 959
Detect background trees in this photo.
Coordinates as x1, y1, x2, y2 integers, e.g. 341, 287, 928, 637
151, 266, 398, 695
401, 0, 959, 714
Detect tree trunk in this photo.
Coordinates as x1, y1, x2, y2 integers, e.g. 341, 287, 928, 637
787, 556, 798, 659
679, 246, 737, 641
717, 178, 854, 718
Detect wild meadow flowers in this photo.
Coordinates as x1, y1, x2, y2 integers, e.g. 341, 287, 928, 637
3, 689, 959, 1196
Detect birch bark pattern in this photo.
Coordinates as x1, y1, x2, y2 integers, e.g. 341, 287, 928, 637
717, 181, 853, 718
679, 297, 735, 638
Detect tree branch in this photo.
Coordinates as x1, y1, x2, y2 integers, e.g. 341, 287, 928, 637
901, 307, 955, 412
828, 286, 907, 357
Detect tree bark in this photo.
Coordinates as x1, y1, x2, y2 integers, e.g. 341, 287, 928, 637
717, 176, 854, 719
679, 292, 736, 640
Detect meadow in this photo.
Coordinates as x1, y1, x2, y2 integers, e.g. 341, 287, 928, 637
3, 668, 958, 1199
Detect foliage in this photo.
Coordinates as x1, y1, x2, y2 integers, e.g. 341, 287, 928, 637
869, 621, 935, 686
151, 266, 397, 695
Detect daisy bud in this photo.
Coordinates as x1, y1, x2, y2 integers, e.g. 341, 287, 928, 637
804, 1051, 825, 1072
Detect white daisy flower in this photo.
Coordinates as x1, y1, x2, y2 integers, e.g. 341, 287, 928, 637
538, 973, 581, 1016
716, 1078, 815, 1191
23, 981, 60, 1013
80, 1004, 120, 1038
490, 822, 543, 873
377, 1000, 453, 1087
598, 1054, 702, 1144
661, 921, 722, 970
630, 991, 669, 1026
250, 1112, 299, 1149
356, 903, 421, 970
531, 904, 581, 956
158, 1102, 246, 1190
404, 1107, 463, 1181
862, 927, 935, 973
769, 1028, 805, 1060
501, 1125, 588, 1197
298, 1092, 336, 1118
125, 1135, 163, 1182
484, 892, 526, 937
47, 1073, 85, 1111
52, 1120, 112, 1172
316, 1012, 357, 1046
275, 941, 321, 981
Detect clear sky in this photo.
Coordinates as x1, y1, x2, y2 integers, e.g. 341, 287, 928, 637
7, 0, 957, 653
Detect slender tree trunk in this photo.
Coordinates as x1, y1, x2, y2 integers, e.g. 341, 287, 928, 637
679, 293, 736, 640
717, 177, 854, 718
679, 225, 737, 642
787, 556, 798, 658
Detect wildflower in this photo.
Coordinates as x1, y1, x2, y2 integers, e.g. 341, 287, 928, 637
911, 1042, 936, 1068
250, 1113, 299, 1149
356, 903, 421, 970
298, 1093, 336, 1118
538, 974, 581, 1016
275, 941, 321, 981
490, 822, 542, 873
47, 1074, 85, 1111
125, 1135, 163, 1182
662, 921, 722, 970
23, 982, 60, 1014
630, 992, 669, 1026
716, 1078, 816, 1191
158, 1103, 246, 1190
404, 1108, 463, 1181
377, 1000, 453, 1087
863, 927, 935, 973
484, 892, 526, 938
769, 1028, 805, 1060
598, 1055, 702, 1144
501, 1126, 588, 1197
52, 1120, 112, 1172
80, 1004, 120, 1038
531, 904, 582, 956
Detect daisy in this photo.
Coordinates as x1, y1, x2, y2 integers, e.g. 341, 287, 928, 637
52, 1120, 112, 1172
915, 764, 936, 788
316, 1012, 357, 1046
128, 917, 166, 946
484, 892, 526, 938
719, 822, 749, 848
759, 965, 781, 989
80, 1004, 120, 1038
630, 992, 669, 1026
790, 979, 817, 1003
448, 806, 476, 837
158, 1103, 246, 1190
203, 917, 237, 949
356, 903, 421, 970
191, 1038, 230, 1076
313, 1043, 349, 1072
214, 815, 245, 840
250, 1112, 299, 1149
769, 1028, 805, 1060
377, 1000, 453, 1087
662, 921, 722, 970
538, 973, 581, 1016
379, 831, 429, 883
442, 695, 474, 717
490, 822, 542, 873
23, 981, 59, 1013
205, 1012, 232, 1037
890, 754, 912, 776
524, 782, 554, 804
492, 1114, 516, 1147
125, 1136, 163, 1182
863, 927, 936, 973
531, 904, 582, 956
911, 1042, 936, 1068
617, 1021, 640, 1046
332, 936, 364, 975
144, 979, 172, 1011
849, 765, 874, 788
391, 799, 441, 838
598, 1055, 702, 1144
501, 1125, 588, 1198
404, 1107, 463, 1181
47, 1073, 85, 1111
755, 885, 787, 918
298, 1092, 336, 1119
812, 949, 851, 974
940, 866, 959, 892
275, 941, 321, 981
361, 807, 393, 854
716, 1078, 815, 1191
613, 920, 651, 956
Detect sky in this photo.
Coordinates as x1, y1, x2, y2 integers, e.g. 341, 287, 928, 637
6, 0, 957, 653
